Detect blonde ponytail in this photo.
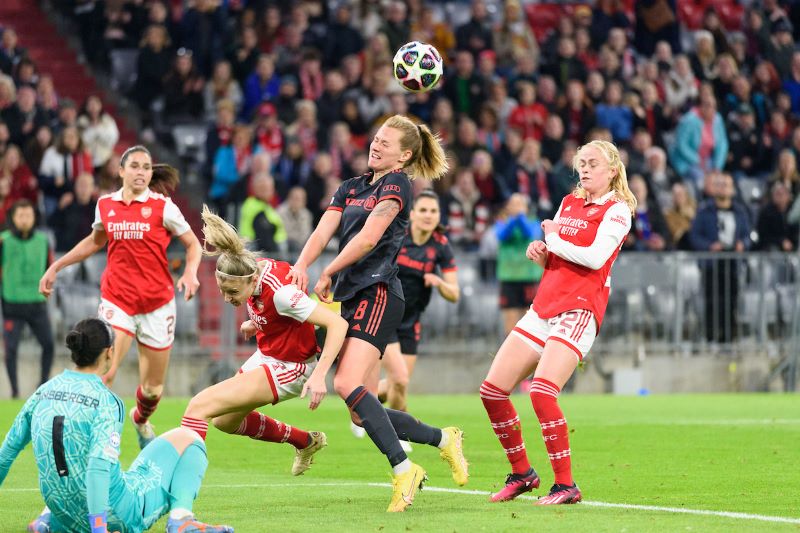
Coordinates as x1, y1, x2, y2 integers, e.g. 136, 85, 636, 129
201, 205, 259, 277
573, 140, 637, 214
383, 114, 449, 181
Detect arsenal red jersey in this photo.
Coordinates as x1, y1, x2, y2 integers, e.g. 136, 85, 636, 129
247, 259, 320, 363
533, 191, 631, 327
93, 189, 191, 315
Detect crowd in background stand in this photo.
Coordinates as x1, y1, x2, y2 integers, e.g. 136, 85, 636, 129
1, 0, 800, 347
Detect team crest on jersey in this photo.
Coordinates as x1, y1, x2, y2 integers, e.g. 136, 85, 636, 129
426, 247, 436, 259
141, 206, 152, 218
255, 299, 264, 312
105, 309, 114, 320
363, 195, 378, 211
586, 207, 599, 216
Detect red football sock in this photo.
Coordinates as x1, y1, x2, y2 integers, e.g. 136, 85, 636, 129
480, 380, 531, 475
530, 378, 573, 486
181, 416, 208, 440
234, 411, 309, 449
132, 386, 161, 424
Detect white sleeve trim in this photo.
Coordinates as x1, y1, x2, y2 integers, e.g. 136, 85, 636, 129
162, 198, 192, 236
92, 202, 104, 231
545, 202, 631, 270
273, 284, 318, 322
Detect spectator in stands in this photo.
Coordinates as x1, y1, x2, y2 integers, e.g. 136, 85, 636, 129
323, 4, 364, 69
670, 93, 729, 196
47, 171, 96, 252
2, 85, 47, 148
495, 193, 542, 336
276, 136, 311, 194
443, 168, 490, 250
726, 103, 765, 179
549, 140, 579, 201
163, 48, 205, 122
476, 104, 504, 156
627, 129, 653, 177
542, 15, 575, 66
410, 6, 456, 63
14, 57, 39, 88
763, 17, 794, 80
327, 122, 356, 179
753, 60, 781, 104
544, 37, 588, 92
0, 74, 15, 112
429, 98, 455, 146
585, 70, 605, 104
595, 80, 633, 144
242, 53, 279, 120
642, 146, 677, 210
510, 138, 554, 219
486, 78, 517, 130
203, 60, 242, 121
134, 24, 172, 110
204, 99, 235, 185
277, 186, 313, 254
591, 0, 630, 48
54, 98, 79, 135
558, 80, 595, 144
36, 75, 59, 126
180, 0, 227, 78
38, 125, 92, 218
0, 28, 24, 76
0, 120, 10, 157
768, 148, 800, 197
575, 27, 599, 71
357, 66, 393, 126
443, 50, 484, 120
451, 116, 481, 168
209, 124, 257, 214
664, 182, 697, 250
253, 102, 283, 164
689, 31, 717, 82
689, 172, 751, 344
0, 145, 38, 206
665, 55, 699, 113
0, 173, 13, 228
229, 26, 259, 87
273, 75, 300, 126
455, 0, 493, 57
624, 174, 669, 251
286, 99, 319, 159
77, 95, 120, 171
22, 124, 51, 175
298, 49, 324, 102
238, 172, 286, 253
493, 0, 538, 77
634, 0, 680, 57
471, 148, 506, 207
756, 181, 798, 251
380, 1, 411, 53
634, 81, 672, 148
95, 152, 121, 195
256, 5, 285, 54
507, 81, 548, 142
0, 199, 54, 398
317, 70, 347, 134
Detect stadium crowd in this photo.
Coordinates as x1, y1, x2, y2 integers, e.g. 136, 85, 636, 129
2, 0, 800, 259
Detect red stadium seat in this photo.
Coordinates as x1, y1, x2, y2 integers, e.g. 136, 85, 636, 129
718, 3, 745, 31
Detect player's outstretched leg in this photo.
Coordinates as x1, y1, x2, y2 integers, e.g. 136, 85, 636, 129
291, 430, 328, 476
161, 430, 235, 532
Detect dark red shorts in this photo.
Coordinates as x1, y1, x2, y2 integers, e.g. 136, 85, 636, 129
340, 283, 404, 354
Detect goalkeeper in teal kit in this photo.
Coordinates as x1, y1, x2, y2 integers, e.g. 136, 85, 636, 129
0, 318, 233, 533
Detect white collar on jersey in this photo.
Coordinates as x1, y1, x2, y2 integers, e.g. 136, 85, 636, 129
583, 190, 616, 206
111, 188, 150, 203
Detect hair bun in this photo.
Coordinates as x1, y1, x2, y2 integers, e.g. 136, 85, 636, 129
66, 330, 86, 353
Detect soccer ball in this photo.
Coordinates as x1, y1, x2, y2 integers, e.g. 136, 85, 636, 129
392, 41, 443, 93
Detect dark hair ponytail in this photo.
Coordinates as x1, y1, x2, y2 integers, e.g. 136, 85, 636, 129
66, 318, 115, 367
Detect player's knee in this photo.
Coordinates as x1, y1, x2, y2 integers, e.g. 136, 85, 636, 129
184, 393, 210, 419
391, 375, 409, 391
333, 376, 356, 399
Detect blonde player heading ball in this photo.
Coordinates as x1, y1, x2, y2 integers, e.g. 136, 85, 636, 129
39, 145, 203, 449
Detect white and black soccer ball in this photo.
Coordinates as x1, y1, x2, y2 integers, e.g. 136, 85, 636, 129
392, 41, 444, 93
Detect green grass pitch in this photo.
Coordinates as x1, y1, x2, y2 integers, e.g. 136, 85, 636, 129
1, 394, 799, 532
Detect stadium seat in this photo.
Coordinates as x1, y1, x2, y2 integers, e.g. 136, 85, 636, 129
109, 48, 139, 95
172, 124, 208, 164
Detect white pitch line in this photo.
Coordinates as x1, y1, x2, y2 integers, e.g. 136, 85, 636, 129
5, 482, 799, 525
